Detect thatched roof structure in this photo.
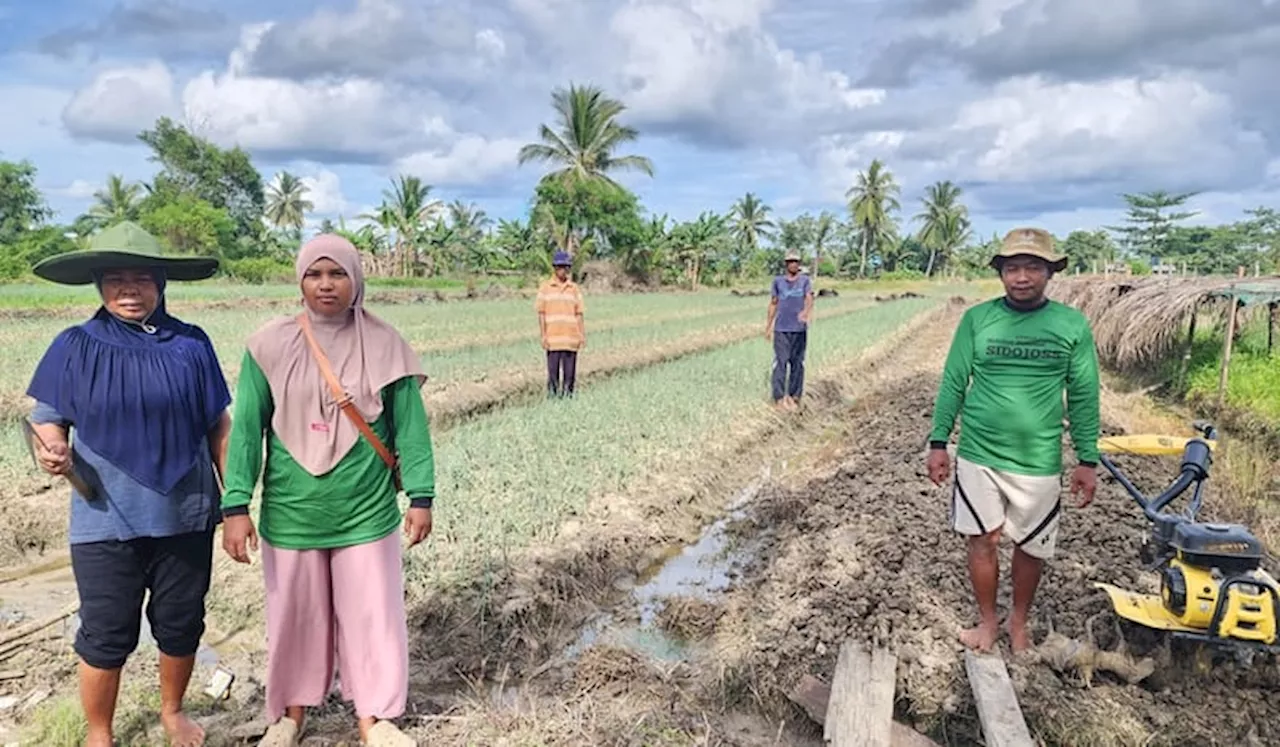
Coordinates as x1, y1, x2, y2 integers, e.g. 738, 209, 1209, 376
1050, 276, 1278, 370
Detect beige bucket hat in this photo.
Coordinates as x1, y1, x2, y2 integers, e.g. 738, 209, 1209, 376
990, 227, 1067, 272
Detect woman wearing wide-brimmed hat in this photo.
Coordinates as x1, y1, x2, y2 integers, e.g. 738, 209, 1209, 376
220, 234, 434, 747
25, 221, 231, 747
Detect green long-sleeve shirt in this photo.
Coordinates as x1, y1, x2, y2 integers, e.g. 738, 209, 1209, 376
221, 351, 436, 550
929, 297, 1101, 476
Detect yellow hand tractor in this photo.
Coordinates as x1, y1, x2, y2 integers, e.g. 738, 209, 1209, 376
1093, 422, 1279, 663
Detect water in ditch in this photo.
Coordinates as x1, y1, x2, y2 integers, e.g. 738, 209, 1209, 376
564, 470, 770, 662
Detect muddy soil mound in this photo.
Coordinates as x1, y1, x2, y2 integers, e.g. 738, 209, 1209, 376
716, 376, 1280, 747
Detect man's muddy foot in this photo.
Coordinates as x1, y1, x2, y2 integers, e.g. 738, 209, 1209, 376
959, 623, 1000, 653
161, 710, 206, 747
1008, 621, 1034, 654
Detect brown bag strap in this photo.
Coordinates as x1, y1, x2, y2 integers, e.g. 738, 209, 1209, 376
297, 313, 397, 470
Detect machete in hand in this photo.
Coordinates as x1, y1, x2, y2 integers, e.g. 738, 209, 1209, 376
21, 418, 95, 499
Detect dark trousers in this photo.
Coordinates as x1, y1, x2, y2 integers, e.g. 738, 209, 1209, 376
547, 350, 578, 397
70, 529, 214, 670
771, 330, 807, 401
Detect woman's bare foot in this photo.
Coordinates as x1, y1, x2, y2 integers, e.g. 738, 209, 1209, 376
84, 726, 115, 747
160, 710, 206, 747
959, 622, 1000, 652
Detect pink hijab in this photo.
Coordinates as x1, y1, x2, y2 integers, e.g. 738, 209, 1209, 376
246, 234, 426, 476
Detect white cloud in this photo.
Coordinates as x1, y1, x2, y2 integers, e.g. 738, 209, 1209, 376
51, 179, 101, 199
812, 131, 907, 200
174, 23, 425, 158
608, 0, 884, 144
914, 0, 1032, 45
182, 70, 415, 158
394, 136, 524, 186
295, 169, 349, 215
474, 29, 506, 60
62, 60, 178, 142
951, 73, 1265, 184
809, 71, 1270, 221
244, 0, 510, 84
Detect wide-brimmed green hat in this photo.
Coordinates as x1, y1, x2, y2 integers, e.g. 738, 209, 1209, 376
32, 221, 220, 285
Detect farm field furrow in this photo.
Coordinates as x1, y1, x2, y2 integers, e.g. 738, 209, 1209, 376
0, 291, 880, 566
201, 296, 937, 635
422, 299, 874, 424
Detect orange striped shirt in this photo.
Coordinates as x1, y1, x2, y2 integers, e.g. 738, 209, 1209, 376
535, 278, 585, 351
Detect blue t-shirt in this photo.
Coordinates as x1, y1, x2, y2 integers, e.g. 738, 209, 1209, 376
31, 401, 219, 545
771, 273, 812, 332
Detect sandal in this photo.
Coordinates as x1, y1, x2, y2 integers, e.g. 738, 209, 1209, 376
364, 720, 417, 746
258, 717, 301, 747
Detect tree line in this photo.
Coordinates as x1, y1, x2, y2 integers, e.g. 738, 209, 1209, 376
2, 83, 1279, 285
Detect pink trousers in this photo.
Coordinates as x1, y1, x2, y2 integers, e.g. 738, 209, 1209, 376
261, 530, 408, 722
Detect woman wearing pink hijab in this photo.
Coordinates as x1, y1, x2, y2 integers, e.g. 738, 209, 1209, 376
221, 234, 434, 747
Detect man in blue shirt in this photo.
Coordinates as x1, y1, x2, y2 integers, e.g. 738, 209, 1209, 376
764, 251, 814, 411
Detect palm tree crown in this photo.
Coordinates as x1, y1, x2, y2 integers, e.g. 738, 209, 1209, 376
914, 180, 972, 276
846, 159, 901, 276
265, 172, 314, 232
88, 174, 142, 228
730, 192, 775, 251
518, 83, 655, 186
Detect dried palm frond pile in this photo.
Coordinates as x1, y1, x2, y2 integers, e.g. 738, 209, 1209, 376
1051, 276, 1240, 370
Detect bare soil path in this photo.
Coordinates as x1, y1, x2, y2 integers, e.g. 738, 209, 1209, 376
706, 314, 1280, 746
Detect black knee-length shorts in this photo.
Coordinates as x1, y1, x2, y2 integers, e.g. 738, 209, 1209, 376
70, 529, 214, 670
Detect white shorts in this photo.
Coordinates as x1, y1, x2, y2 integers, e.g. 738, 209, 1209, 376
951, 457, 1063, 559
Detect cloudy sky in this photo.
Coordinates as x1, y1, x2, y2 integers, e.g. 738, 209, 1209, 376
4, 0, 1280, 239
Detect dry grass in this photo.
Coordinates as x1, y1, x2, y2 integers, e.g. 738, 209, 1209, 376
416, 676, 711, 746
1053, 276, 1243, 370
655, 597, 724, 642
1030, 691, 1162, 747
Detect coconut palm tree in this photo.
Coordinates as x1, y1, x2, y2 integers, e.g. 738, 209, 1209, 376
264, 172, 314, 236
439, 200, 492, 272
376, 175, 441, 276
447, 200, 491, 242
518, 83, 654, 186
914, 180, 971, 276
672, 212, 729, 289
730, 192, 775, 253
87, 174, 143, 229
496, 218, 545, 273
845, 159, 901, 277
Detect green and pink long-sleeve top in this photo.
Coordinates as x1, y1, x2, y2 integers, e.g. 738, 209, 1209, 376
220, 350, 436, 551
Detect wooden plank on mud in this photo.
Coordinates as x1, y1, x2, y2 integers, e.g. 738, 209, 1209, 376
822, 641, 897, 747
0, 552, 71, 585
789, 674, 943, 747
963, 651, 1035, 747
0, 601, 78, 648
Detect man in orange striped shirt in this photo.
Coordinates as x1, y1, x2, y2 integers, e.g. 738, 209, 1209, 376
535, 251, 586, 397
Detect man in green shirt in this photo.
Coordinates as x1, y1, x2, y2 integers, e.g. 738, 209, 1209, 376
926, 227, 1100, 654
